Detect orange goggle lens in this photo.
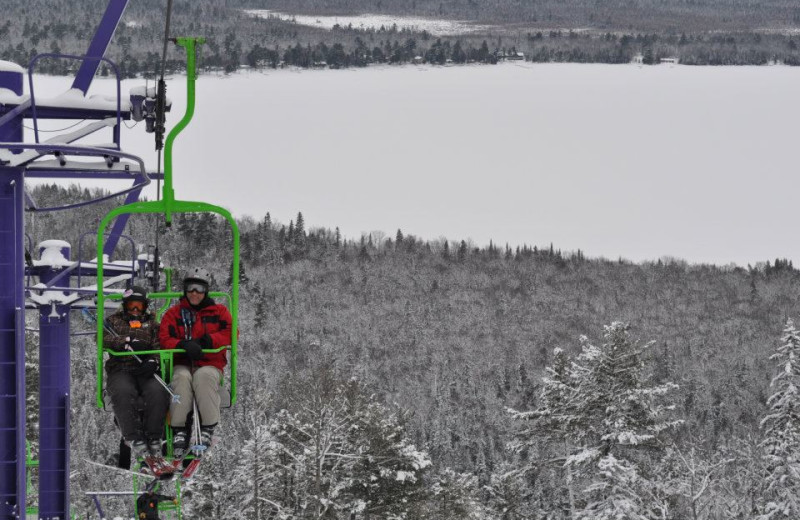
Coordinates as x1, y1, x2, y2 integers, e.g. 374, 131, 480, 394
124, 301, 145, 313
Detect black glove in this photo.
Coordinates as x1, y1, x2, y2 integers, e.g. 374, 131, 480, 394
133, 358, 159, 377
197, 334, 213, 350
129, 339, 150, 351
178, 339, 204, 361
107, 336, 129, 351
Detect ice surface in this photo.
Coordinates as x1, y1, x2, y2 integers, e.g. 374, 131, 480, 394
26, 63, 800, 266
245, 9, 494, 36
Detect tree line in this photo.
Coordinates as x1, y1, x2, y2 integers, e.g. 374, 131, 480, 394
21, 185, 800, 518
4, 0, 800, 76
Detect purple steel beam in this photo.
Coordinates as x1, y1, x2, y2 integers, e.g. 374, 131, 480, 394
72, 0, 130, 95
0, 143, 150, 213
30, 53, 122, 146
0, 104, 24, 143
0, 64, 23, 146
0, 63, 25, 520
37, 302, 71, 520
26, 172, 163, 180
0, 169, 26, 520
104, 176, 145, 258
0, 105, 130, 121
90, 493, 106, 519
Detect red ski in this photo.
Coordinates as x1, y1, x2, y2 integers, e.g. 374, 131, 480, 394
181, 458, 203, 480
142, 454, 176, 479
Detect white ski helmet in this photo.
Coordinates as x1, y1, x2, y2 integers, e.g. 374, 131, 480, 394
183, 266, 212, 290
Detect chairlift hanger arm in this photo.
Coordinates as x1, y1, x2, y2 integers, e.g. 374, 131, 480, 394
162, 37, 204, 224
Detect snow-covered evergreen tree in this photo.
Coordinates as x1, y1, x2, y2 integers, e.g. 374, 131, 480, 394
342, 378, 431, 519
569, 323, 680, 519
758, 318, 800, 519
513, 322, 680, 518
421, 467, 488, 519
509, 346, 581, 515
228, 359, 431, 519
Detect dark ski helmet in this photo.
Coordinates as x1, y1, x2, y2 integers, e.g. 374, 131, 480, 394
122, 285, 148, 306
183, 267, 212, 292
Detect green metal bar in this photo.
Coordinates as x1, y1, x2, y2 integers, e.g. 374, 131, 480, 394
158, 268, 174, 319
162, 37, 204, 224
96, 35, 238, 408
26, 441, 38, 516
108, 290, 230, 305
105, 346, 227, 357
96, 200, 240, 408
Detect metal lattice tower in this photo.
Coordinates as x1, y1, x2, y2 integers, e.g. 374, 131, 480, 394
0, 2, 161, 518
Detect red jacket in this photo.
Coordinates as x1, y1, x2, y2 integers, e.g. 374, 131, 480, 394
159, 297, 233, 371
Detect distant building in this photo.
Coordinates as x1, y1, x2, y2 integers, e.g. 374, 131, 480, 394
496, 51, 525, 61
413, 56, 424, 64
312, 61, 328, 69
660, 57, 678, 64
632, 53, 644, 64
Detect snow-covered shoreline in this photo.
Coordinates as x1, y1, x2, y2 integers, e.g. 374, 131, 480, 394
245, 9, 495, 36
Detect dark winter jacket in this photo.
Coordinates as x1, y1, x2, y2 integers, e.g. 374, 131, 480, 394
159, 296, 233, 372
103, 309, 161, 374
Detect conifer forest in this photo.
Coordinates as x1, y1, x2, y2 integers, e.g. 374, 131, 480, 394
3, 0, 800, 76
24, 184, 800, 519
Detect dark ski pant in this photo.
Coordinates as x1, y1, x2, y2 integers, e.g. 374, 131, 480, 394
107, 370, 169, 443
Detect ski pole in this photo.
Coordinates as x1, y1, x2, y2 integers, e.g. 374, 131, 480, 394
82, 308, 180, 403
189, 359, 205, 456
123, 345, 181, 404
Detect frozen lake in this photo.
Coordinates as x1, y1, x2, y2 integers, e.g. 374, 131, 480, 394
26, 62, 800, 266
245, 10, 494, 36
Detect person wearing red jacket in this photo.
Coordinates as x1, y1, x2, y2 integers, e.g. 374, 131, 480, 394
159, 267, 232, 457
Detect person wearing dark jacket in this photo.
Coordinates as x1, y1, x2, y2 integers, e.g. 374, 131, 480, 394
104, 286, 169, 460
159, 267, 232, 458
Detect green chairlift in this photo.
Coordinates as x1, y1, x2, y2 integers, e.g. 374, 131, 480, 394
93, 37, 240, 519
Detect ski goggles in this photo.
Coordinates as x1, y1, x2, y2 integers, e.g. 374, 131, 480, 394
185, 282, 208, 294
124, 301, 146, 313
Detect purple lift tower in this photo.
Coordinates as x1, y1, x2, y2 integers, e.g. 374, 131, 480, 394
0, 1, 168, 518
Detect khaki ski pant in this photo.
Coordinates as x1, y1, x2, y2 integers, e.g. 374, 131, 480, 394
170, 365, 222, 427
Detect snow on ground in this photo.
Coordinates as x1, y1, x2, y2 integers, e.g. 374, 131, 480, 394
245, 9, 495, 36
23, 62, 800, 266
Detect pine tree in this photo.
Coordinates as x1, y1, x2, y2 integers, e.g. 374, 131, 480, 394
513, 324, 680, 517
250, 362, 431, 519
510, 347, 580, 515
569, 323, 680, 519
422, 468, 485, 519
758, 318, 800, 519
294, 211, 306, 251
